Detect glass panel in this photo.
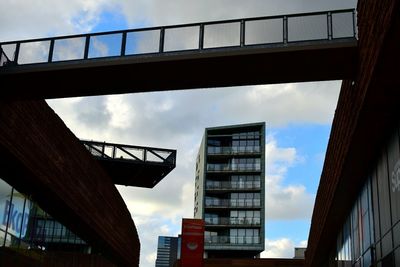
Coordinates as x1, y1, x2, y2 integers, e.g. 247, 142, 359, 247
246, 229, 253, 236
332, 12, 354, 38
204, 22, 240, 48
362, 249, 371, 267
53, 37, 85, 61
245, 18, 283, 45
7, 190, 30, 246
288, 14, 328, 42
1, 44, 17, 61
126, 30, 160, 55
146, 151, 165, 162
382, 232, 393, 258
395, 247, 400, 266
238, 229, 245, 236
0, 179, 13, 246
18, 41, 50, 64
164, 26, 199, 51
246, 210, 253, 218
377, 152, 392, 234
362, 213, 371, 252
88, 33, 122, 58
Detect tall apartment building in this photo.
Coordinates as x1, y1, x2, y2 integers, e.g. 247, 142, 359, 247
155, 236, 179, 267
194, 122, 265, 258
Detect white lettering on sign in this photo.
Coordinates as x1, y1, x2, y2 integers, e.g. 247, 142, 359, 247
391, 159, 400, 193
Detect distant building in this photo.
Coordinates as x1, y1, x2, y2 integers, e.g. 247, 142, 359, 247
294, 248, 306, 259
156, 236, 179, 267
194, 122, 265, 258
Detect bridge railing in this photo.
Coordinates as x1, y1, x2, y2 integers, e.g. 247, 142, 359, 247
0, 9, 356, 66
0, 47, 10, 66
81, 140, 176, 166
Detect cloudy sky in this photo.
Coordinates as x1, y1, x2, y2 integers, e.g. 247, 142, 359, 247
1, 0, 357, 266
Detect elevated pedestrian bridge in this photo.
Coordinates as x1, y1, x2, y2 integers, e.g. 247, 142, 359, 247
82, 140, 176, 188
0, 9, 357, 99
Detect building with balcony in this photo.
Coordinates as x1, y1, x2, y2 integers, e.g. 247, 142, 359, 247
194, 122, 265, 258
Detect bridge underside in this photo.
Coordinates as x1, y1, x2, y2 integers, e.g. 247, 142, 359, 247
98, 159, 175, 188
0, 39, 356, 99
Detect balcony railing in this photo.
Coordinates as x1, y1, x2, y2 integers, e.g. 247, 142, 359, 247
205, 217, 261, 226
0, 9, 356, 67
81, 140, 176, 165
205, 199, 261, 208
207, 146, 261, 155
205, 236, 261, 246
207, 164, 261, 172
206, 181, 261, 190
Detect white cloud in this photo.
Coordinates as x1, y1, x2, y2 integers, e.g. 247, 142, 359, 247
145, 252, 157, 266
0, 0, 357, 42
262, 238, 294, 258
265, 136, 315, 220
299, 240, 308, 247
0, 0, 112, 41
261, 238, 307, 258
106, 95, 134, 129
116, 0, 357, 28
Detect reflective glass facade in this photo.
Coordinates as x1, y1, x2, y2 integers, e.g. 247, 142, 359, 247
333, 125, 400, 266
156, 236, 179, 267
0, 178, 90, 253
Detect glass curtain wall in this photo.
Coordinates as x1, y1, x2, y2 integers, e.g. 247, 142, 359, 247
0, 178, 89, 253
334, 123, 400, 267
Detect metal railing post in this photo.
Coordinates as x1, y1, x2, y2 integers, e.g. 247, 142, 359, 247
283, 16, 288, 44
240, 20, 245, 47
83, 36, 90, 59
352, 10, 357, 38
199, 24, 204, 50
159, 28, 165, 53
121, 32, 127, 56
48, 39, 55, 62
14, 42, 20, 64
327, 12, 332, 40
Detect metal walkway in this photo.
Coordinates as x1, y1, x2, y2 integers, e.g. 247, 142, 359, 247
82, 140, 176, 188
0, 9, 357, 99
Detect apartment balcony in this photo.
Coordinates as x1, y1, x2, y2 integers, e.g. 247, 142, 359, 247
206, 181, 261, 191
207, 164, 261, 173
207, 146, 261, 156
205, 236, 261, 246
205, 217, 261, 227
205, 199, 261, 208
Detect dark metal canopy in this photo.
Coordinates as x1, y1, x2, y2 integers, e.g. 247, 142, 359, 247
82, 140, 176, 188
